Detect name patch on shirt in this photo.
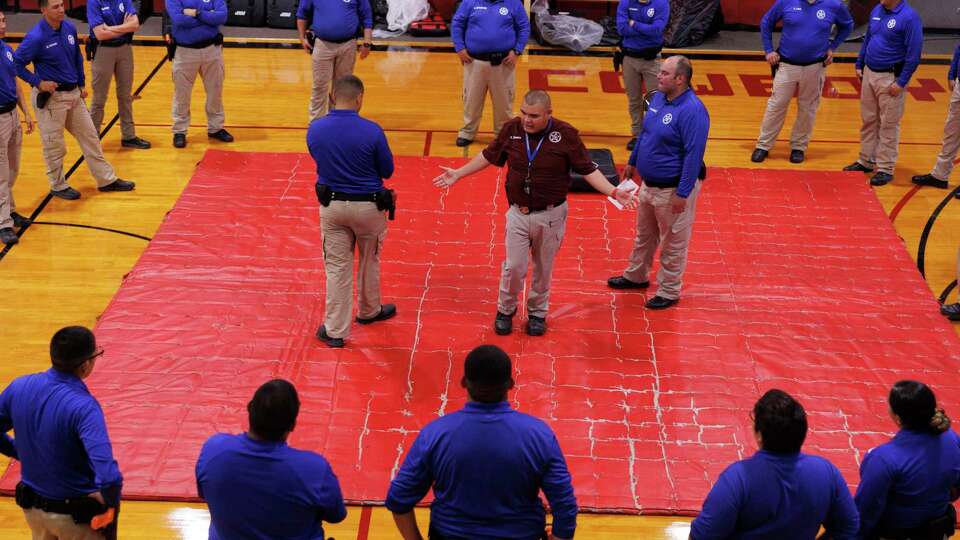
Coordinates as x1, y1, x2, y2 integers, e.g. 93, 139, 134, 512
45, 42, 59, 49
101, 6, 111, 10
473, 5, 487, 10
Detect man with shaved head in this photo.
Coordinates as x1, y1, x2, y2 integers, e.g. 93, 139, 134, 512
308, 75, 397, 348
435, 90, 637, 336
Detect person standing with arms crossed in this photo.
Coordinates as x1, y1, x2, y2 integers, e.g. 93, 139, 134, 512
0, 10, 34, 246
616, 0, 668, 151
750, 0, 853, 164
87, 0, 150, 149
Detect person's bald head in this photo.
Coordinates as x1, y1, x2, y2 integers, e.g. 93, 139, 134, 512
332, 75, 365, 111
520, 90, 553, 133
657, 55, 693, 98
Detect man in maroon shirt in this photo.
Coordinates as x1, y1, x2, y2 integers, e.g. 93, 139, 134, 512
434, 90, 637, 336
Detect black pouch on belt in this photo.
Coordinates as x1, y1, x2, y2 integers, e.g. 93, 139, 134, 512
15, 482, 36, 509
613, 49, 624, 72
69, 497, 106, 525
316, 184, 332, 206
375, 189, 396, 220
488, 51, 508, 66
306, 30, 316, 49
213, 33, 224, 46
36, 91, 51, 109
86, 37, 98, 61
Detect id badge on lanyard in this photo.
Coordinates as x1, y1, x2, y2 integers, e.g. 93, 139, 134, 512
523, 119, 552, 196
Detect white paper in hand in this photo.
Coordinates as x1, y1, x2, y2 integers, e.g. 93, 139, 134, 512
608, 179, 639, 210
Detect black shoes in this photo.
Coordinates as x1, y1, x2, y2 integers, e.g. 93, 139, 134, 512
173, 133, 186, 148
121, 137, 151, 149
607, 276, 650, 290
455, 137, 472, 147
494, 311, 514, 335
870, 172, 893, 186
626, 137, 637, 151
11, 212, 30, 228
526, 315, 546, 336
98, 179, 136, 192
843, 162, 874, 173
750, 148, 768, 163
316, 325, 344, 348
789, 149, 804, 163
645, 296, 678, 310
356, 304, 397, 324
208, 129, 234, 143
0, 227, 17, 245
50, 187, 81, 200
912, 174, 949, 189
943, 303, 960, 321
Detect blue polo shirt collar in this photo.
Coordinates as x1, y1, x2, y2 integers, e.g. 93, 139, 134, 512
328, 109, 359, 118
462, 401, 513, 414
242, 433, 288, 451
883, 0, 905, 15
46, 368, 88, 392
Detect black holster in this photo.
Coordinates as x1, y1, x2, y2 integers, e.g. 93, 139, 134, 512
36, 91, 51, 109
375, 189, 396, 220
893, 61, 905, 78
613, 49, 624, 72
875, 505, 957, 540
86, 37, 98, 61
316, 184, 333, 207
166, 39, 177, 61
306, 30, 316, 48
213, 32, 224, 46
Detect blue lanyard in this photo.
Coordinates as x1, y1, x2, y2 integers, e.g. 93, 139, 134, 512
524, 119, 552, 171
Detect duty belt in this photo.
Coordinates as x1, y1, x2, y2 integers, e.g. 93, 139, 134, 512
56, 83, 78, 92
97, 39, 130, 48
0, 101, 16, 114
513, 198, 566, 214
780, 55, 826, 67
330, 191, 377, 202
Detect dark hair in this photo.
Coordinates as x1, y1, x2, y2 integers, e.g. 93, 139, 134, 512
890, 380, 951, 435
674, 55, 693, 85
247, 379, 300, 441
332, 75, 364, 103
50, 326, 97, 372
463, 345, 513, 402
753, 389, 807, 454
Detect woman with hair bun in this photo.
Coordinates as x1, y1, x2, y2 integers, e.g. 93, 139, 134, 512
855, 380, 960, 540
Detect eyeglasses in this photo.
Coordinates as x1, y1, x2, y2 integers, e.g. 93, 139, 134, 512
84, 348, 105, 362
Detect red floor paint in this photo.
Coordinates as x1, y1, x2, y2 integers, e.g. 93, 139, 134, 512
4, 151, 957, 514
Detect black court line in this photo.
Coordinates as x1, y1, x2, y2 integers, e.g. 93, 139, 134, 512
941, 280, 959, 304
0, 52, 169, 263
916, 185, 960, 278
29, 221, 152, 241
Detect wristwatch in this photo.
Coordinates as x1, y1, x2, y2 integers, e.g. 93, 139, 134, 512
361, 42, 372, 48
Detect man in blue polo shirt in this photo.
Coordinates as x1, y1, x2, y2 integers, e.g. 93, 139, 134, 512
167, 0, 232, 148
616, 0, 668, 151
308, 75, 396, 348
15, 0, 135, 200
751, 0, 853, 164
196, 379, 347, 539
0, 326, 122, 539
0, 10, 34, 246
690, 389, 858, 539
913, 43, 960, 191
297, 0, 372, 121
386, 344, 578, 540
451, 0, 529, 147
607, 55, 709, 310
843, 0, 922, 186
87, 0, 150, 149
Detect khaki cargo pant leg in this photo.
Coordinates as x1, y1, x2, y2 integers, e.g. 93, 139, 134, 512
35, 88, 116, 190
23, 508, 103, 540
459, 59, 492, 141
310, 40, 357, 121
788, 62, 825, 151
487, 62, 515, 137
622, 56, 660, 137
932, 81, 960, 181
90, 44, 136, 139
172, 45, 225, 134
0, 108, 22, 229
858, 67, 905, 174
497, 203, 567, 318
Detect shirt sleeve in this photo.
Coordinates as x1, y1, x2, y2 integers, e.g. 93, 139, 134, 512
13, 35, 41, 87
126, 0, 138, 16
949, 44, 960, 83
676, 102, 709, 198
167, 0, 202, 30
77, 401, 123, 506
540, 432, 577, 539
0, 385, 17, 459
855, 6, 875, 71
689, 465, 743, 540
759, 0, 782, 54
87, 0, 105, 30
830, 2, 854, 51
634, 0, 668, 36
615, 0, 634, 38
568, 129, 598, 176
296, 0, 311, 21
482, 124, 512, 167
384, 432, 434, 514
195, 439, 209, 499
854, 449, 893, 539
513, 2, 530, 55
376, 127, 395, 180
358, 0, 373, 29
896, 12, 923, 88
312, 459, 348, 524
824, 464, 859, 540
450, 0, 469, 52
198, 0, 228, 28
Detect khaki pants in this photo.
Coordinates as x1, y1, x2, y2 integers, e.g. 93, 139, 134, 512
498, 202, 567, 318
310, 40, 357, 121
320, 201, 387, 339
622, 55, 660, 137
23, 508, 103, 540
90, 44, 136, 140
931, 81, 960, 181
459, 59, 515, 141
171, 45, 225, 134
0, 108, 22, 229
33, 88, 116, 191
622, 182, 701, 300
857, 67, 906, 175
756, 62, 825, 152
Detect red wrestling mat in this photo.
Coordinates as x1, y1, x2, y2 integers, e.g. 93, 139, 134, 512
4, 150, 958, 514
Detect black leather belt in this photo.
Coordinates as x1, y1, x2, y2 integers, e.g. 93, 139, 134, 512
513, 198, 566, 214
622, 45, 662, 60
471, 50, 511, 62
97, 39, 130, 48
331, 192, 377, 202
56, 83, 78, 92
0, 101, 16, 114
320, 35, 355, 44
178, 34, 222, 49
781, 55, 826, 67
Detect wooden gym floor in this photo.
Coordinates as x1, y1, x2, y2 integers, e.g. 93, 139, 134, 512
0, 41, 958, 538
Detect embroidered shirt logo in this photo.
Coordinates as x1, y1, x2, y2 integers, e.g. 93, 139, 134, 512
67, 35, 75, 45
499, 6, 508, 15
816, 9, 825, 19
646, 7, 654, 17
887, 18, 896, 29
5, 51, 11, 62
662, 113, 673, 125
548, 131, 562, 143
118, 2, 125, 12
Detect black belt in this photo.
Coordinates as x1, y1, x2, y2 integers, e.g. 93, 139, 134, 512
622, 45, 662, 61
320, 35, 356, 44
56, 83, 78, 92
512, 198, 566, 214
97, 39, 130, 48
780, 55, 826, 67
866, 65, 895, 73
330, 191, 377, 202
471, 50, 511, 62
178, 34, 222, 49
0, 101, 16, 114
